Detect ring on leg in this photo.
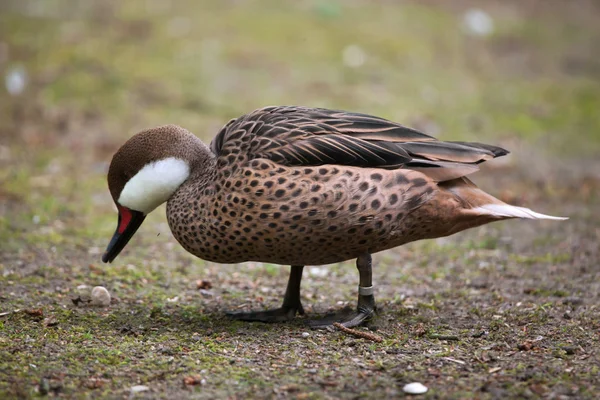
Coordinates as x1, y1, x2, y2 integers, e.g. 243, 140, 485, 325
358, 285, 374, 296
308, 254, 377, 328
338, 254, 376, 327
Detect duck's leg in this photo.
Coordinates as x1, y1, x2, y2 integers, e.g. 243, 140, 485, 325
227, 265, 305, 322
343, 253, 377, 327
309, 253, 376, 328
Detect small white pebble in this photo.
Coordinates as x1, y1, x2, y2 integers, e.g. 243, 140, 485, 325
403, 382, 428, 395
308, 266, 328, 277
463, 9, 494, 36
5, 65, 28, 95
87, 247, 102, 255
91, 286, 111, 306
301, 332, 310, 338
342, 44, 366, 68
130, 385, 149, 393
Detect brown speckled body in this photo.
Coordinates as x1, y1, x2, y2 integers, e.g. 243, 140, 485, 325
163, 106, 502, 266
168, 162, 446, 265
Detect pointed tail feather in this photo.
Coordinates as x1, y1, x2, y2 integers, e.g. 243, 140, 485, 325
441, 177, 567, 221
472, 204, 568, 220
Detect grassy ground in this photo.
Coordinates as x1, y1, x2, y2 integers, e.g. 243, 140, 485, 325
1, 0, 600, 398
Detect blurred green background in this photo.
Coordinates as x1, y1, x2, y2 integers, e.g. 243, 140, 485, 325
2, 0, 599, 149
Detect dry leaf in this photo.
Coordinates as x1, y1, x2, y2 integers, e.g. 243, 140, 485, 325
196, 280, 213, 290
183, 375, 202, 386
85, 378, 108, 389
25, 308, 43, 317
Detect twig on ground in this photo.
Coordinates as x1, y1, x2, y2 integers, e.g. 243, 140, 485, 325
0, 309, 40, 317
442, 357, 466, 365
428, 333, 460, 341
0, 309, 21, 317
333, 322, 383, 343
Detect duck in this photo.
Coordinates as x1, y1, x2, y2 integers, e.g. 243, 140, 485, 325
102, 106, 566, 328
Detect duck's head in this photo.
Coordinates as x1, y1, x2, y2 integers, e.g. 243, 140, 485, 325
102, 124, 210, 263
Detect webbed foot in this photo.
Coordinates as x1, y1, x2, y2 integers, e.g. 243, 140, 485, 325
307, 294, 376, 329
227, 304, 304, 323
227, 265, 304, 323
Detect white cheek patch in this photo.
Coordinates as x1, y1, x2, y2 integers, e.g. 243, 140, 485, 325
118, 157, 190, 214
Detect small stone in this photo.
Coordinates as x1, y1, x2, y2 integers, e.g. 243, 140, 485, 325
403, 382, 428, 395
87, 247, 102, 255
5, 65, 28, 95
463, 9, 494, 37
342, 44, 366, 68
43, 316, 59, 327
301, 332, 310, 338
191, 333, 202, 341
130, 385, 149, 393
308, 266, 328, 277
91, 286, 111, 306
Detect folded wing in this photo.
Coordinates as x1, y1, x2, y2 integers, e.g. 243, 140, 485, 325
211, 106, 508, 182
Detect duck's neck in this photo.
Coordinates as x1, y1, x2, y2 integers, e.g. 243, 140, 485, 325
166, 139, 219, 210
166, 142, 218, 244
187, 140, 218, 185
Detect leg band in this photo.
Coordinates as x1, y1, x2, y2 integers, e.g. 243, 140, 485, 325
358, 285, 374, 296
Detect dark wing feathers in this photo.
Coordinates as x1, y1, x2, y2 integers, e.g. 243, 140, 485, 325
266, 134, 413, 167
400, 141, 498, 164
211, 106, 508, 180
449, 141, 510, 158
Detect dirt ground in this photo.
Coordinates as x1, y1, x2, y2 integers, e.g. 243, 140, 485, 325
1, 1, 599, 399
